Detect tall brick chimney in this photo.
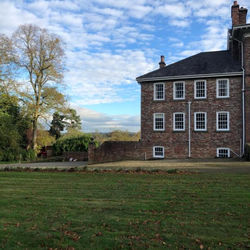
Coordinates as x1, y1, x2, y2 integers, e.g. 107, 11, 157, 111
159, 55, 166, 69
230, 2, 248, 61
232, 1, 240, 26
231, 1, 248, 26
239, 7, 248, 25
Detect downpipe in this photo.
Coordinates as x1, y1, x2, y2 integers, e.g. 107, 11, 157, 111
234, 37, 245, 157
188, 101, 191, 158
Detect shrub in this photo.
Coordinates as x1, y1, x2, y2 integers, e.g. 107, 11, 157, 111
53, 134, 97, 155
23, 149, 37, 161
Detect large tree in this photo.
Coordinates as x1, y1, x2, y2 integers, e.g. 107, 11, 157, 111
0, 92, 30, 161
64, 108, 82, 131
49, 112, 65, 139
49, 108, 82, 139
0, 34, 16, 94
11, 24, 65, 150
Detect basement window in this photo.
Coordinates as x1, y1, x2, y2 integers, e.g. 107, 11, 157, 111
216, 79, 229, 98
194, 80, 207, 99
153, 146, 164, 158
154, 83, 165, 100
217, 148, 230, 158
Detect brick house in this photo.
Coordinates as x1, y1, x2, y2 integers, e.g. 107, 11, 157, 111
136, 1, 250, 159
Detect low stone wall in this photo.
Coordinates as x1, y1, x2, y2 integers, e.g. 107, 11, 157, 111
88, 141, 145, 164
63, 151, 88, 161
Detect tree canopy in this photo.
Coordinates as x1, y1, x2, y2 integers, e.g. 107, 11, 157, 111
0, 24, 84, 161
0, 93, 31, 161
11, 24, 65, 149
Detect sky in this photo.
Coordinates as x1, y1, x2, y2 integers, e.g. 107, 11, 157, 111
0, 0, 250, 132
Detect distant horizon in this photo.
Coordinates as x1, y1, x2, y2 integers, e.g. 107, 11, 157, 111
1, 0, 249, 132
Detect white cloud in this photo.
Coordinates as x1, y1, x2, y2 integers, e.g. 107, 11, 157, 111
1, 0, 250, 133
0, 1, 39, 35
179, 49, 201, 57
73, 106, 140, 132
65, 49, 154, 105
169, 19, 190, 27
128, 5, 153, 19
93, 7, 124, 17
155, 3, 190, 19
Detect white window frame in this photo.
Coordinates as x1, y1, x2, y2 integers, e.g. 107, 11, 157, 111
153, 113, 165, 131
217, 148, 230, 158
216, 79, 229, 98
194, 80, 207, 99
216, 112, 230, 131
154, 82, 165, 101
194, 112, 207, 131
173, 81, 185, 100
153, 146, 165, 158
173, 112, 185, 131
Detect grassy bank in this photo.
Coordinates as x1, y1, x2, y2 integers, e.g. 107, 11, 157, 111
0, 172, 249, 249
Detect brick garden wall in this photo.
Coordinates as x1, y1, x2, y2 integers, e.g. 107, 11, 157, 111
88, 141, 146, 164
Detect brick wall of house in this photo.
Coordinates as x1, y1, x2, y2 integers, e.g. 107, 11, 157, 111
140, 76, 243, 158
88, 141, 145, 164
243, 36, 250, 143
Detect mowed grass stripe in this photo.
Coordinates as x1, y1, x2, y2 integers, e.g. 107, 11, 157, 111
0, 172, 249, 249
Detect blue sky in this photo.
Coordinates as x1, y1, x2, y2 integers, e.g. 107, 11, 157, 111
0, 0, 250, 132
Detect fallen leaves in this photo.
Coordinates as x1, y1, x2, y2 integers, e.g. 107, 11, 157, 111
93, 232, 103, 237
64, 231, 81, 241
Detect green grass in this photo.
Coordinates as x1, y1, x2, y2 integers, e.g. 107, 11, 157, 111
0, 172, 249, 249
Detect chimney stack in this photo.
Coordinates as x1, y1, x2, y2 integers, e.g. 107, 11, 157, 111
159, 55, 166, 69
231, 1, 240, 26
231, 1, 248, 26
239, 7, 248, 25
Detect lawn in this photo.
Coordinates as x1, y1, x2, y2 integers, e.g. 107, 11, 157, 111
0, 171, 249, 249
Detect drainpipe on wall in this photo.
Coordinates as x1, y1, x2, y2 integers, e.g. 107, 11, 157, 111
234, 38, 246, 157
242, 66, 246, 157
188, 101, 192, 158
234, 37, 246, 157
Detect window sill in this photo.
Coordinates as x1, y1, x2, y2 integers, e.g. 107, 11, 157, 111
216, 96, 230, 99
153, 99, 165, 102
173, 98, 185, 101
194, 98, 207, 100
193, 130, 208, 132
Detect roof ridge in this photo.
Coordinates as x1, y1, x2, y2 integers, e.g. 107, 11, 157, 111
167, 50, 229, 68
137, 50, 241, 81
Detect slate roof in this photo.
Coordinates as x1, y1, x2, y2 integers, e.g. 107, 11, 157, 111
136, 50, 242, 82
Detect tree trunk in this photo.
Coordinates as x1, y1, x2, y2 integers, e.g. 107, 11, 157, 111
32, 117, 38, 150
